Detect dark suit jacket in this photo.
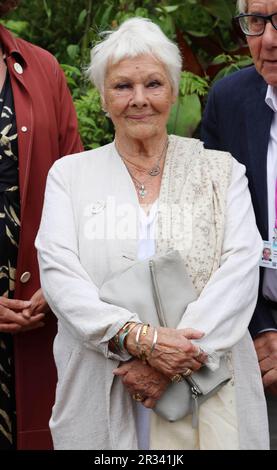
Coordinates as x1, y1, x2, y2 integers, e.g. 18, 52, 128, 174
201, 65, 276, 337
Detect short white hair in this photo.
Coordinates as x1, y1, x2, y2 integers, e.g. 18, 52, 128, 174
237, 0, 247, 13
87, 17, 182, 97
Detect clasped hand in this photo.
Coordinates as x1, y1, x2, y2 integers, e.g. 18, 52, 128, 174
146, 326, 207, 377
0, 288, 49, 333
254, 331, 277, 395
125, 325, 206, 377
115, 326, 207, 407
114, 358, 170, 408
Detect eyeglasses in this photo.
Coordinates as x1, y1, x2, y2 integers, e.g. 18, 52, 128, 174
235, 12, 277, 36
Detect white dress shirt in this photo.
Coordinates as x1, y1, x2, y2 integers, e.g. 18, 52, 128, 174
265, 85, 277, 244
135, 202, 157, 450
262, 86, 277, 307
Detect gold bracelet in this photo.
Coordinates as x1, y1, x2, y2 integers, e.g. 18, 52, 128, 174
148, 328, 158, 358
135, 325, 143, 357
137, 323, 151, 364
141, 323, 150, 337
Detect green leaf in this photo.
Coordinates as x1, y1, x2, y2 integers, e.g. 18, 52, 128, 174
67, 44, 80, 60
176, 4, 214, 36
156, 14, 175, 38
43, 0, 52, 20
213, 63, 240, 82
235, 57, 253, 67
167, 94, 201, 137
179, 72, 209, 97
203, 0, 234, 25
0, 19, 29, 37
156, 5, 179, 14
186, 29, 211, 37
212, 54, 233, 65
133, 7, 148, 16
99, 4, 115, 30
77, 9, 87, 28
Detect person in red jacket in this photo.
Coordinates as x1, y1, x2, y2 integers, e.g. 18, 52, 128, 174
0, 0, 83, 449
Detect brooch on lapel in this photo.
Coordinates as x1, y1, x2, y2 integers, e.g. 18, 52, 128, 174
84, 200, 106, 217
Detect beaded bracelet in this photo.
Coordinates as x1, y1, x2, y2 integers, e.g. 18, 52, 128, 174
118, 322, 138, 351
110, 322, 138, 353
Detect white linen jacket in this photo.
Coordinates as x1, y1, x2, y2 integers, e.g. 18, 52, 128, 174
36, 136, 269, 449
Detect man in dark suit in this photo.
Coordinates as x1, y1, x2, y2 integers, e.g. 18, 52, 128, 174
201, 0, 277, 448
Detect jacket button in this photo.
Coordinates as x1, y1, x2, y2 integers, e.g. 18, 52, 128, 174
20, 272, 31, 283
14, 62, 23, 74
21, 126, 28, 132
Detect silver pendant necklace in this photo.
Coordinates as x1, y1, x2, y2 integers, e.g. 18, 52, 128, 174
116, 138, 168, 199
148, 165, 160, 177
138, 184, 147, 198
123, 156, 162, 177
123, 167, 149, 198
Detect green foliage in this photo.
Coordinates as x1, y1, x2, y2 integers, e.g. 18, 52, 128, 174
60, 64, 83, 98
74, 89, 113, 150
4, 0, 251, 148
168, 94, 202, 138
0, 19, 29, 36
61, 63, 113, 149
179, 71, 209, 97
168, 72, 209, 137
212, 54, 253, 81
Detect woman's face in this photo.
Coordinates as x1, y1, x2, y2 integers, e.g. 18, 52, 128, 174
103, 54, 176, 142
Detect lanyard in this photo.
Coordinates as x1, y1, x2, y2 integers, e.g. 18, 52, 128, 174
275, 178, 277, 230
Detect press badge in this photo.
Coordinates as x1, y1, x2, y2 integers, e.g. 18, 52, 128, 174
260, 233, 277, 269
261, 181, 277, 268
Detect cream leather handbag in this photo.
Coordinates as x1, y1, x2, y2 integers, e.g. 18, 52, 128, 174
100, 250, 231, 425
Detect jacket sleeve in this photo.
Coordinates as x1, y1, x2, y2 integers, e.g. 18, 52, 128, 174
35, 159, 140, 360
53, 58, 83, 156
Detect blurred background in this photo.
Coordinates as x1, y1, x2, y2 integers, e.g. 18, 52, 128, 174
2, 0, 252, 149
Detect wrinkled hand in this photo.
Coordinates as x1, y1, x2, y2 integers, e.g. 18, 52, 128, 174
148, 327, 207, 378
0, 288, 48, 334
126, 325, 207, 379
114, 358, 170, 408
254, 331, 277, 392
21, 288, 50, 319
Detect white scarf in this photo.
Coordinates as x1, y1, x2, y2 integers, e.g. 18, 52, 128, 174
157, 135, 232, 294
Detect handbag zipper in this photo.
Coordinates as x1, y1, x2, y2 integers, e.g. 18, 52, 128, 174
149, 259, 167, 327
191, 386, 200, 428
187, 375, 202, 428
150, 258, 200, 428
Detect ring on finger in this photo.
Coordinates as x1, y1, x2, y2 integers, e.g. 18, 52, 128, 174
183, 368, 192, 377
132, 393, 144, 402
171, 374, 183, 383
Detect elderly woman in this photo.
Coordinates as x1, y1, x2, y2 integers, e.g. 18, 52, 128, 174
36, 18, 269, 450
0, 0, 82, 449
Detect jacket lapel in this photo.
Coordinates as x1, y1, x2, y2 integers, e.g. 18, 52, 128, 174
244, 78, 273, 239
0, 25, 34, 215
